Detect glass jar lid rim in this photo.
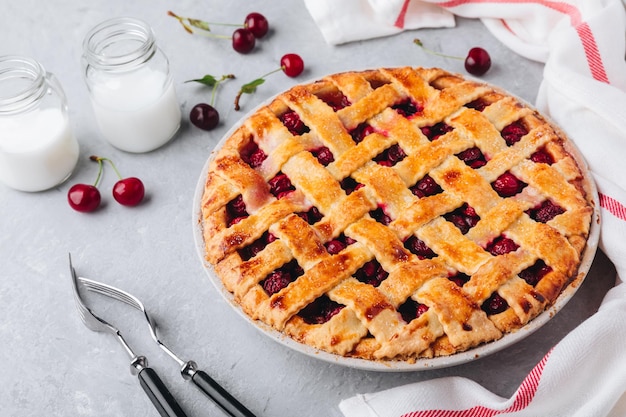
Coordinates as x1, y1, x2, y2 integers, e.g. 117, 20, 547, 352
83, 17, 157, 69
0, 55, 47, 112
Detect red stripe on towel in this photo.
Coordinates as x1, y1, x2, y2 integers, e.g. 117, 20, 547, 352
395, 0, 412, 28
434, 0, 609, 83
401, 351, 551, 416
599, 193, 626, 221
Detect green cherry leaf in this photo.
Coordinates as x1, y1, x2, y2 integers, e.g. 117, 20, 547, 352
240, 78, 265, 94
185, 75, 219, 87
188, 18, 211, 31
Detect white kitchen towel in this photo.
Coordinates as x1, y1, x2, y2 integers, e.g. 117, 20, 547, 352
303, 1, 626, 416
303, 0, 455, 45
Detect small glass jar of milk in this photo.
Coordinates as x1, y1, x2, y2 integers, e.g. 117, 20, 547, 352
82, 17, 181, 153
0, 56, 79, 192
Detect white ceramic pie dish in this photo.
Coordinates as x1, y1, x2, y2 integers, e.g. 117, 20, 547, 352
191, 73, 601, 372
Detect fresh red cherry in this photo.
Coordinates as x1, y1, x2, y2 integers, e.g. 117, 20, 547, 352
185, 74, 234, 131
113, 177, 145, 207
234, 54, 305, 110
465, 47, 491, 76
232, 28, 255, 53
169, 11, 268, 52
68, 155, 106, 213
190, 103, 219, 131
245, 12, 269, 38
414, 39, 492, 76
280, 53, 304, 77
68, 184, 101, 213
90, 156, 145, 207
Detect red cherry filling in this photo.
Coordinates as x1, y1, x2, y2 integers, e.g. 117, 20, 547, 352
449, 272, 470, 287
350, 122, 376, 143
486, 235, 519, 256
519, 259, 552, 286
465, 98, 489, 112
340, 177, 364, 195
299, 295, 344, 324
317, 90, 351, 111
421, 122, 453, 141
368, 78, 390, 90
370, 206, 392, 226
355, 259, 388, 287
374, 144, 406, 166
444, 203, 480, 235
530, 148, 554, 164
311, 146, 334, 166
501, 120, 528, 146
492, 172, 527, 197
279, 110, 309, 135
240, 141, 267, 168
527, 199, 565, 223
239, 231, 277, 261
398, 298, 429, 323
226, 195, 249, 226
457, 146, 487, 168
325, 234, 356, 255
261, 259, 304, 295
482, 292, 508, 315
410, 174, 443, 198
268, 173, 295, 198
392, 99, 423, 118
296, 206, 323, 225
404, 235, 436, 259
325, 239, 346, 255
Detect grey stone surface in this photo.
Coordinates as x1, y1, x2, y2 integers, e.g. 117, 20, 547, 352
0, 1, 616, 416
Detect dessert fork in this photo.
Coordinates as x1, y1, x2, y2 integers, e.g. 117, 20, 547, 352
77, 274, 256, 417
69, 254, 188, 417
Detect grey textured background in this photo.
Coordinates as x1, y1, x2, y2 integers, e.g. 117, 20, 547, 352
0, 1, 616, 416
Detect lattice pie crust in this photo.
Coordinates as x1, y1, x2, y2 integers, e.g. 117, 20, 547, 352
199, 67, 594, 362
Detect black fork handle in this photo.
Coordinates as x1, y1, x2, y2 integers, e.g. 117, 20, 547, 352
192, 369, 256, 417
138, 367, 188, 417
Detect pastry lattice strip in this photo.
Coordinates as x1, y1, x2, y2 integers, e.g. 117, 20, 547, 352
202, 67, 593, 360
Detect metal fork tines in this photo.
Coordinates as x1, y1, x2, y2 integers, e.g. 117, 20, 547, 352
69, 254, 187, 417
77, 275, 257, 417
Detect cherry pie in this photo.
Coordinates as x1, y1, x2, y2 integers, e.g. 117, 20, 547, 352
198, 67, 595, 362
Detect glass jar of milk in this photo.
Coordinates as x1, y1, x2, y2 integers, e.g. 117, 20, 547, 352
82, 17, 181, 153
0, 56, 79, 192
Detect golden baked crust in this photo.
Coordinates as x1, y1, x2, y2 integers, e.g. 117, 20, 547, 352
199, 67, 594, 362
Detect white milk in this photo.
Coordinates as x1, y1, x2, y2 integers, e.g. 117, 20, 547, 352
0, 108, 79, 192
89, 67, 181, 153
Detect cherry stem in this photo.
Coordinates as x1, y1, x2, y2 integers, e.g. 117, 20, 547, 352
90, 155, 123, 180
258, 67, 283, 80
199, 22, 241, 27
167, 10, 241, 36
233, 67, 283, 111
234, 91, 244, 111
413, 39, 463, 61
194, 32, 231, 40
88, 156, 104, 187
211, 74, 235, 107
